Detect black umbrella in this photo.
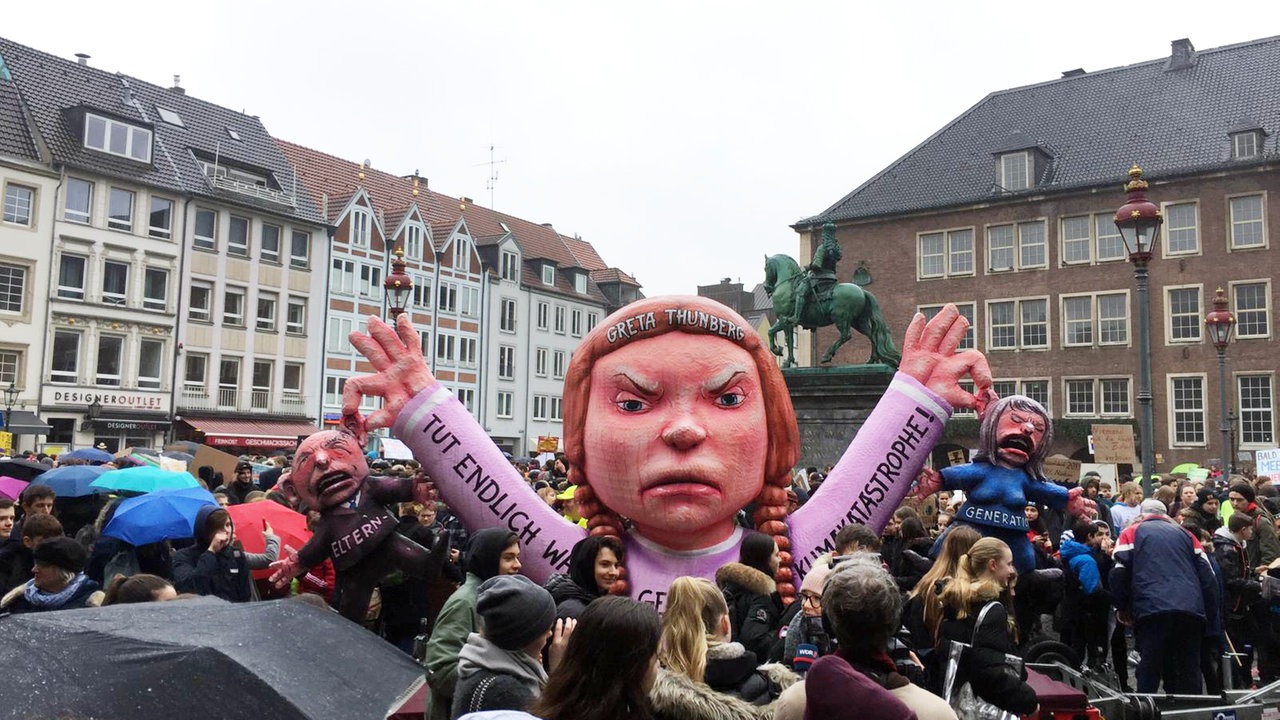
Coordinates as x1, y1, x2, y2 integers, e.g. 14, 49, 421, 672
1, 597, 425, 719
0, 458, 48, 482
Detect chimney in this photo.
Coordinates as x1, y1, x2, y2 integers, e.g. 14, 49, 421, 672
172, 74, 185, 94
75, 53, 90, 66
1166, 38, 1195, 71
1061, 68, 1086, 78
540, 223, 554, 229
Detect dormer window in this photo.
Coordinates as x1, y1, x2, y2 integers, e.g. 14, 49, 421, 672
1233, 131, 1260, 160
500, 250, 520, 281
84, 113, 152, 162
999, 152, 1030, 191
403, 223, 424, 259
542, 264, 556, 286
573, 272, 587, 294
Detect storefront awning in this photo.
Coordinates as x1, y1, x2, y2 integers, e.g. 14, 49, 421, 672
181, 417, 319, 449
4, 411, 52, 435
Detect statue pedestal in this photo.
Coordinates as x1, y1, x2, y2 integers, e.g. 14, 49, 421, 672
783, 364, 894, 471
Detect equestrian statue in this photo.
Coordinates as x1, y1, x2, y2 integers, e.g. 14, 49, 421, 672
763, 222, 900, 369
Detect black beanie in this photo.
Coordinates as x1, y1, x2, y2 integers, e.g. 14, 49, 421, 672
476, 575, 557, 651
32, 536, 88, 573
1232, 482, 1257, 504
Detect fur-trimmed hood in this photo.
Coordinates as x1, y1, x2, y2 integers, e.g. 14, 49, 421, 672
650, 668, 766, 720
715, 562, 776, 597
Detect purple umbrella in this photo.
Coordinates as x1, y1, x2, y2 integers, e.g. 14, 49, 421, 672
0, 475, 28, 501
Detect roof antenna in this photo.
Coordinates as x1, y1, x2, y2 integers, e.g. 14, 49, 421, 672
472, 145, 506, 209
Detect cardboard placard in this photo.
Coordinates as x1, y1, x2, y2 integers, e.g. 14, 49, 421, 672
380, 437, 414, 461
1043, 455, 1082, 484
189, 444, 240, 486
1091, 424, 1137, 464
537, 436, 560, 453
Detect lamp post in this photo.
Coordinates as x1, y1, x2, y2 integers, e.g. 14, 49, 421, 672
383, 247, 414, 320
1114, 165, 1163, 496
1228, 408, 1238, 475
1205, 287, 1236, 478
3, 382, 17, 431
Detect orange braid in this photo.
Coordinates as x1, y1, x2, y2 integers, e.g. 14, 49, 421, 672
753, 479, 796, 605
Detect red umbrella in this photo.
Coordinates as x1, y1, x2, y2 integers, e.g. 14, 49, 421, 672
226, 501, 312, 580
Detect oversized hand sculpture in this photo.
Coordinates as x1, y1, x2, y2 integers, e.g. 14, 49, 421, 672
341, 313, 436, 429
1065, 486, 1098, 519
899, 305, 996, 413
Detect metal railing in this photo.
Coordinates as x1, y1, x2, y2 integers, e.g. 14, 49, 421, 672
179, 386, 309, 416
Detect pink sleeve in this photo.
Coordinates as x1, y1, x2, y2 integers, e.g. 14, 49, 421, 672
391, 383, 587, 583
788, 373, 950, 575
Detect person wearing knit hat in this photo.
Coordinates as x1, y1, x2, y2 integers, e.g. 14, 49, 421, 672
453, 575, 575, 718
0, 536, 103, 613
1227, 480, 1280, 684
1182, 487, 1222, 534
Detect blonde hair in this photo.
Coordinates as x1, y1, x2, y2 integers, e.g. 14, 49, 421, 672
659, 576, 729, 683
911, 525, 981, 642
938, 537, 1016, 637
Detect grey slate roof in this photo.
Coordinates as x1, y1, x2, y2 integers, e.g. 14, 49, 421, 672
0, 36, 324, 225
800, 35, 1280, 228
0, 79, 39, 162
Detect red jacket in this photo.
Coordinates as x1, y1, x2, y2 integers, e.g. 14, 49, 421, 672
299, 558, 336, 604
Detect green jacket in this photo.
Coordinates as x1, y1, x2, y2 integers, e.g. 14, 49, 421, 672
425, 573, 481, 720
1244, 504, 1280, 568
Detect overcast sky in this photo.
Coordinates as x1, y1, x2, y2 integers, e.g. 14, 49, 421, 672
6, 2, 1275, 296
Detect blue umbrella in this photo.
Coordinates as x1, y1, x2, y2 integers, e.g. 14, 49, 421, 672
31, 465, 110, 498
91, 466, 200, 494
63, 447, 115, 464
102, 487, 218, 545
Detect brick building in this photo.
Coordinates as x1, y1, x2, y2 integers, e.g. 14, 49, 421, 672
796, 37, 1280, 471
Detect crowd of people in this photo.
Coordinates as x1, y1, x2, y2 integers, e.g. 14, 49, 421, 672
4, 440, 1277, 719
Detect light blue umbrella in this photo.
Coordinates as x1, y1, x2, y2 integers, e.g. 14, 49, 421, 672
102, 487, 217, 545
31, 465, 110, 498
90, 466, 200, 494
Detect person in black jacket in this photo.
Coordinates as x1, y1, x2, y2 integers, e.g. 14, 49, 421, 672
933, 537, 1038, 716
543, 535, 624, 620
173, 505, 277, 602
1214, 513, 1262, 687
716, 532, 783, 662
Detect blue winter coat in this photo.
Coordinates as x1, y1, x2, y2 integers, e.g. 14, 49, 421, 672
1110, 515, 1219, 630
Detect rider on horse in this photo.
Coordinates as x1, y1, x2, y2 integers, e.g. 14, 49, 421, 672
788, 222, 842, 328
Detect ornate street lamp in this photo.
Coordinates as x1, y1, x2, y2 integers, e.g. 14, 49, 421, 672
383, 247, 414, 320
1114, 165, 1162, 495
3, 382, 17, 431
1205, 287, 1237, 474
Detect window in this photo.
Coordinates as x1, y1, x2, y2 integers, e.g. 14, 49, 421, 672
1170, 375, 1206, 446
1022, 380, 1050, 411
3, 184, 34, 226
290, 231, 310, 269
437, 282, 457, 312
143, 267, 168, 311
554, 305, 566, 334
532, 395, 549, 421
1095, 215, 1125, 261
283, 363, 303, 397
458, 337, 478, 368
1164, 202, 1198, 255
553, 350, 566, 379
986, 221, 1046, 272
1166, 286, 1202, 342
358, 264, 382, 299
1061, 292, 1128, 347
460, 286, 480, 317
1100, 378, 1131, 416
108, 188, 134, 231
1230, 195, 1265, 249
327, 317, 353, 353
542, 264, 555, 286
57, 255, 86, 300
919, 303, 976, 350
64, 178, 92, 223
917, 228, 974, 279
500, 298, 517, 332
551, 396, 563, 422
987, 298, 1047, 350
256, 292, 277, 331
0, 350, 20, 385
260, 224, 281, 263
1064, 378, 1129, 417
189, 282, 212, 322
324, 376, 346, 407
1061, 216, 1091, 265
138, 339, 163, 390
453, 238, 470, 270
500, 251, 519, 281
999, 152, 1030, 191
51, 331, 80, 383
536, 347, 548, 377
350, 209, 370, 248
1065, 379, 1096, 416
537, 301, 550, 331
1239, 375, 1274, 446
184, 353, 207, 388
252, 361, 273, 410
498, 345, 516, 380
436, 334, 456, 364
411, 275, 432, 310
223, 287, 245, 326
497, 391, 514, 419
228, 216, 250, 256
1232, 282, 1270, 339
456, 388, 475, 412
286, 297, 306, 334
330, 259, 355, 295
587, 312, 599, 332
83, 113, 152, 162
102, 261, 128, 306
95, 336, 123, 386
148, 197, 173, 239
570, 309, 583, 337
0, 264, 25, 313
194, 208, 216, 250
1233, 132, 1260, 160
574, 273, 587, 294
218, 358, 240, 407
404, 224, 423, 260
